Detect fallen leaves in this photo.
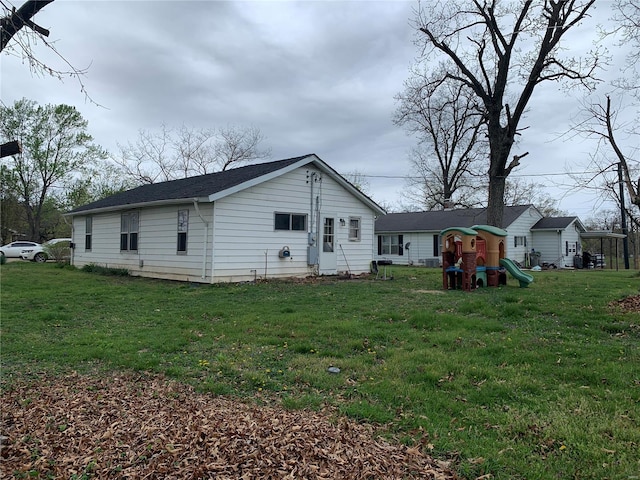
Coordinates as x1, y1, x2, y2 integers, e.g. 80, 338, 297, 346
1, 372, 458, 479
610, 294, 640, 313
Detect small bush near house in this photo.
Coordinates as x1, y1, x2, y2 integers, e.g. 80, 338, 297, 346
44, 242, 71, 264
81, 263, 130, 276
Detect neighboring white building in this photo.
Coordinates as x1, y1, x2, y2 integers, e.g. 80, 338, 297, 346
530, 217, 587, 268
374, 205, 588, 268
66, 155, 385, 283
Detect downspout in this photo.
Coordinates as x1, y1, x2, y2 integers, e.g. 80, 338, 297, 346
210, 202, 216, 282
193, 199, 209, 280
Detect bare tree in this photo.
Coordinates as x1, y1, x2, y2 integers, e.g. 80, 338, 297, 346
341, 170, 371, 195
401, 146, 485, 210
395, 72, 487, 210
115, 124, 271, 185
214, 125, 271, 172
503, 177, 566, 216
612, 0, 640, 76
570, 95, 639, 209
568, 1, 639, 217
413, 0, 602, 226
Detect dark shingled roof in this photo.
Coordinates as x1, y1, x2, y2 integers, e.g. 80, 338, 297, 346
531, 217, 580, 230
375, 205, 534, 232
69, 155, 311, 214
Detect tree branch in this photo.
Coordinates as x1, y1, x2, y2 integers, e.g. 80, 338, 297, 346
1, 0, 53, 52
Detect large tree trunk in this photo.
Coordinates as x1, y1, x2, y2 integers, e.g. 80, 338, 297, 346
486, 174, 507, 227
484, 116, 511, 227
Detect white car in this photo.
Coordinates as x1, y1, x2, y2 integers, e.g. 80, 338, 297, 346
20, 238, 73, 263
0, 241, 42, 259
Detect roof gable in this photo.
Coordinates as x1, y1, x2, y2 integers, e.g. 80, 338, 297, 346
68, 155, 384, 215
375, 205, 536, 233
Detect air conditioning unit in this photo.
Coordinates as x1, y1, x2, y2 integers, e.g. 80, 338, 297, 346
424, 258, 441, 268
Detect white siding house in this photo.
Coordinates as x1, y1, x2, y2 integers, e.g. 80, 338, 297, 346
67, 155, 385, 283
530, 217, 586, 268
374, 205, 543, 267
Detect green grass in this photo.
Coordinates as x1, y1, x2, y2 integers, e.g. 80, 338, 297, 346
1, 262, 639, 479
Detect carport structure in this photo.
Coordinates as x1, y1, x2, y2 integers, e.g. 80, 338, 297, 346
580, 230, 627, 270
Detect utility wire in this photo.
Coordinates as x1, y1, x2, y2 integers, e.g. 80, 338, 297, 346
342, 170, 617, 180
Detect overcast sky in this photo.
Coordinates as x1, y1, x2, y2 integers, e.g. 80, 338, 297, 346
1, 0, 635, 220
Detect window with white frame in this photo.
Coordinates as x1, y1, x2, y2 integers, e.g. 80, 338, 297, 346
274, 212, 307, 231
120, 211, 139, 251
514, 236, 527, 247
348, 217, 361, 241
177, 209, 188, 253
378, 235, 403, 255
85, 216, 92, 251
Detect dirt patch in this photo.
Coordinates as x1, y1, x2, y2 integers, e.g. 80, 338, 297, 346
609, 294, 640, 313
1, 373, 457, 479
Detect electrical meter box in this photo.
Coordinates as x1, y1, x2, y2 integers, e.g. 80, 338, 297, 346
307, 245, 319, 265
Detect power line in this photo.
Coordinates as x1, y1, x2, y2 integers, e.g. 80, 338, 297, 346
342, 169, 614, 180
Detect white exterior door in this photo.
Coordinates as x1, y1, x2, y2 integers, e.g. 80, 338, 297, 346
319, 216, 337, 274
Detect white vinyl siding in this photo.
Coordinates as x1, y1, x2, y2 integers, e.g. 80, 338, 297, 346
532, 221, 583, 267
71, 166, 379, 282
374, 232, 441, 266
73, 204, 211, 280
212, 168, 376, 281
506, 207, 542, 264
531, 233, 563, 266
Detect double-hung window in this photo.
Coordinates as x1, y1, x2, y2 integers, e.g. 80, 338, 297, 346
348, 217, 361, 241
85, 216, 92, 251
177, 209, 188, 253
514, 236, 527, 247
120, 211, 139, 251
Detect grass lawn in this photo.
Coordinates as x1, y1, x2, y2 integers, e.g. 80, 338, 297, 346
1, 262, 639, 479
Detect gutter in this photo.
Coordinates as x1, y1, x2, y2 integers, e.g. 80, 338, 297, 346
64, 197, 209, 217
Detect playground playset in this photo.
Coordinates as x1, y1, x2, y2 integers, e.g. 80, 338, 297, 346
441, 225, 533, 291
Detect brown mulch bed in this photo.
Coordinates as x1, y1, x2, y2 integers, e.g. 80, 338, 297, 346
1, 373, 457, 479
610, 293, 640, 313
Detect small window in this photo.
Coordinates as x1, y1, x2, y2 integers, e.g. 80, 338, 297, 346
514, 236, 527, 247
274, 213, 307, 231
85, 216, 92, 251
120, 211, 139, 251
177, 209, 188, 253
348, 217, 361, 241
